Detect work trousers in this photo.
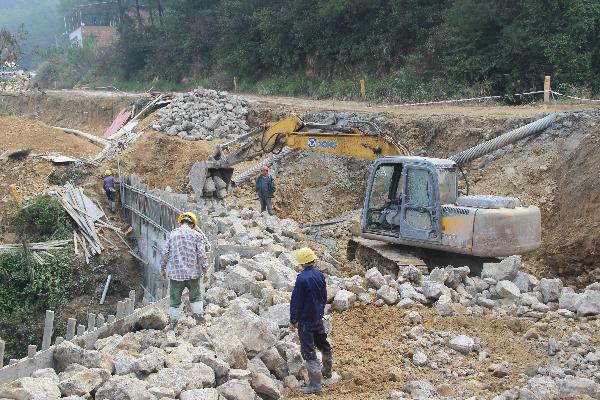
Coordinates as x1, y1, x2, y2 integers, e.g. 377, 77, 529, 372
169, 278, 202, 309
105, 190, 116, 211
259, 196, 273, 215
298, 320, 332, 361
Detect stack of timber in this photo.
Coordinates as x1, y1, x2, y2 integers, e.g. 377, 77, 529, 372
52, 185, 109, 263
0, 240, 70, 265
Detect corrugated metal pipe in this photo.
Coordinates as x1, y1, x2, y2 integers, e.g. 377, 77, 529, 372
449, 113, 557, 165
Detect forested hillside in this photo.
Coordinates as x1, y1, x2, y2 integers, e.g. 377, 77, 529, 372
29, 0, 600, 99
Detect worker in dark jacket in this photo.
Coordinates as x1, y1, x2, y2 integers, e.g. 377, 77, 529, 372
255, 165, 275, 215
289, 247, 332, 394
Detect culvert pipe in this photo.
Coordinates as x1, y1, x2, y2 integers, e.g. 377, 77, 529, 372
449, 113, 557, 165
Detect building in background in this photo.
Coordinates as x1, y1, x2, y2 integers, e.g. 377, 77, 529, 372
64, 1, 149, 47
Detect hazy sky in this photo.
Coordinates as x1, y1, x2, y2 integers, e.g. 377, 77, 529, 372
0, 0, 61, 68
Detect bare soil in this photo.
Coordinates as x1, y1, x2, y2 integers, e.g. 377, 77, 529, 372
119, 130, 225, 191
283, 304, 550, 400
0, 116, 102, 157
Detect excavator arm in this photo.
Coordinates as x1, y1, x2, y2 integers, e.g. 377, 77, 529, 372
189, 114, 410, 198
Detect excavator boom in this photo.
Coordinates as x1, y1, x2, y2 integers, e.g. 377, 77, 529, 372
190, 114, 409, 198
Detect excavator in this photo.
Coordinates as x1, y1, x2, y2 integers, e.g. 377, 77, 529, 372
189, 113, 554, 274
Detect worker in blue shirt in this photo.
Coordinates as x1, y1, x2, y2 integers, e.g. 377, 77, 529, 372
289, 247, 332, 394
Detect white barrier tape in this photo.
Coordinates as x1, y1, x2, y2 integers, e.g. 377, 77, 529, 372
551, 91, 600, 103
378, 90, 548, 108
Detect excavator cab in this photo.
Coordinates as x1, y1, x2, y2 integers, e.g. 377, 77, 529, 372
360, 156, 541, 258
364, 157, 455, 244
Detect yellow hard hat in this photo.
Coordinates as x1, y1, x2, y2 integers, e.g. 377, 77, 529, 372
105, 169, 112, 176
178, 212, 198, 229
296, 247, 317, 265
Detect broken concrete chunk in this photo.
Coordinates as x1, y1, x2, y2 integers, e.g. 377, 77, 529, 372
448, 335, 475, 354
332, 289, 357, 311
481, 255, 521, 282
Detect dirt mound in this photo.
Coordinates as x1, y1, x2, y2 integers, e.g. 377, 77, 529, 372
468, 110, 600, 286
120, 130, 225, 191
0, 116, 102, 158
284, 304, 555, 400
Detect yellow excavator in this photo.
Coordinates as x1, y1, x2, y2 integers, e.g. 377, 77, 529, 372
190, 113, 553, 273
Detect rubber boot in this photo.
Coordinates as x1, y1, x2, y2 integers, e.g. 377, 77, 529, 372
168, 307, 180, 331
302, 359, 323, 394
322, 352, 333, 380
190, 301, 205, 325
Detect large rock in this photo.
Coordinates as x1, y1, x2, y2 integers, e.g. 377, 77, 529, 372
404, 379, 436, 399
32, 368, 59, 383
481, 255, 521, 281
251, 373, 281, 399
186, 363, 216, 389
448, 335, 475, 354
214, 334, 248, 369
96, 376, 154, 400
224, 265, 261, 296
331, 290, 356, 311
422, 280, 444, 300
193, 347, 231, 379
576, 290, 600, 316
377, 285, 399, 305
208, 304, 279, 357
260, 347, 288, 380
205, 287, 237, 308
398, 282, 427, 303
0, 377, 61, 400
146, 367, 190, 396
54, 341, 114, 372
266, 261, 297, 290
558, 289, 581, 312
526, 376, 559, 399
134, 307, 169, 331
365, 267, 385, 289
217, 379, 256, 400
59, 366, 111, 396
538, 278, 563, 303
130, 349, 165, 375
260, 303, 290, 327
512, 272, 538, 293
180, 388, 220, 400
558, 376, 600, 398
496, 280, 521, 299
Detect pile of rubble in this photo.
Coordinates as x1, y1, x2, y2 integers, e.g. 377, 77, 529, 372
153, 89, 251, 141
4, 204, 600, 399
0, 70, 33, 93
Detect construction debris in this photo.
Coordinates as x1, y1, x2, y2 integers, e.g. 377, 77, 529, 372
52, 185, 106, 263
0, 240, 70, 264
154, 88, 250, 141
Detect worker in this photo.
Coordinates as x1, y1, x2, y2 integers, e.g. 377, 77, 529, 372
102, 170, 119, 212
255, 165, 275, 215
377, 196, 402, 226
289, 247, 332, 394
160, 212, 208, 330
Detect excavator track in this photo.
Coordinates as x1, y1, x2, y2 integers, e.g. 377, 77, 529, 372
347, 237, 496, 277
